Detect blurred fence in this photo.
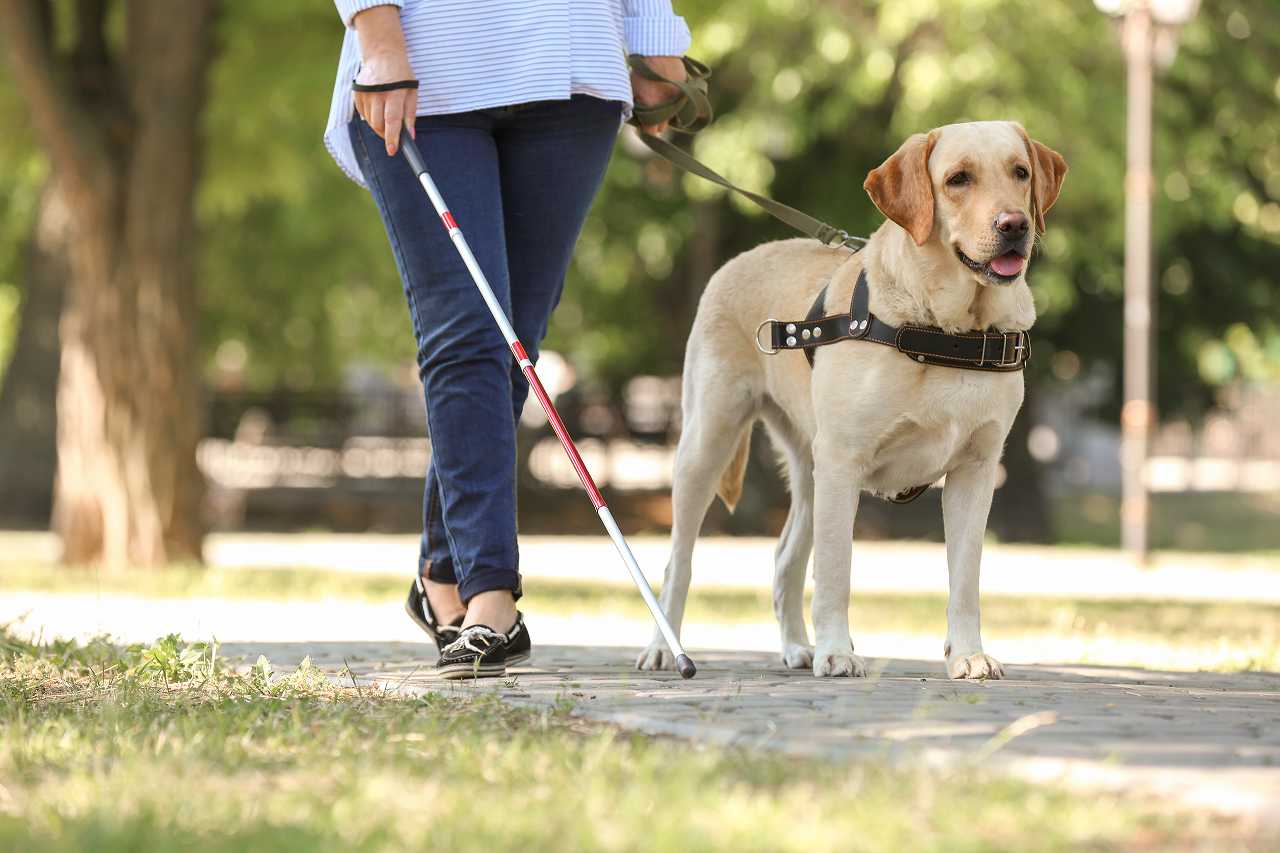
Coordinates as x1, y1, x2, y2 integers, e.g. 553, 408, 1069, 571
2, 356, 1274, 542
1032, 377, 1280, 496
192, 366, 1280, 543
199, 373, 688, 533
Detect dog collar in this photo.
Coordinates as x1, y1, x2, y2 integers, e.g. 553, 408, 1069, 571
756, 270, 1031, 373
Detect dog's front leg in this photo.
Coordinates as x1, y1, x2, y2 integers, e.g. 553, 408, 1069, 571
941, 457, 1005, 680
810, 446, 866, 678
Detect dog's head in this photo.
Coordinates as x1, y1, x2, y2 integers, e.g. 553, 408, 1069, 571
863, 121, 1067, 286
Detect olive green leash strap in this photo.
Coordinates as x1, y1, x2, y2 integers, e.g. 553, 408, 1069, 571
635, 131, 866, 249
627, 55, 714, 133
626, 55, 865, 250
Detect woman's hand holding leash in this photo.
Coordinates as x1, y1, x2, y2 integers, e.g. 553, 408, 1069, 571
351, 6, 418, 157
630, 56, 688, 135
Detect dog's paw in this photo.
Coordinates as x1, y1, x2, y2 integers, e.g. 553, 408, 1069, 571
812, 647, 867, 678
635, 644, 676, 671
947, 652, 1005, 680
781, 643, 814, 670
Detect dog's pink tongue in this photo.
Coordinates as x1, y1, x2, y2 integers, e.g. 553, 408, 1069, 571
989, 252, 1025, 277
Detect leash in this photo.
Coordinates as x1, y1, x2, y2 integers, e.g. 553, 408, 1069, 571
627, 56, 1030, 374
627, 56, 866, 251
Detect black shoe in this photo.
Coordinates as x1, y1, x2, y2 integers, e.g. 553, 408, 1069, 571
436, 624, 507, 680
504, 611, 531, 668
405, 576, 463, 653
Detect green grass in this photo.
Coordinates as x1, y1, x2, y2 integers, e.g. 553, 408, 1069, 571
0, 628, 1232, 852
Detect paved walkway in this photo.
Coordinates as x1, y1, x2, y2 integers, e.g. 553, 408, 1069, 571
221, 640, 1280, 826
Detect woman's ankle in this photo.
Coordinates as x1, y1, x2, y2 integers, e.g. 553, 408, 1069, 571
421, 575, 466, 626
461, 589, 517, 634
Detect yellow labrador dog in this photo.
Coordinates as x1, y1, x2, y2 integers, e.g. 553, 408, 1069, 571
637, 121, 1066, 679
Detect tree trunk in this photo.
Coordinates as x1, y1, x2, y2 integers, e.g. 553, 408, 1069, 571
0, 0, 217, 567
0, 184, 68, 526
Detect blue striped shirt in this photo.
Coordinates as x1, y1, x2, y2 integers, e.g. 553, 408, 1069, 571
326, 0, 692, 185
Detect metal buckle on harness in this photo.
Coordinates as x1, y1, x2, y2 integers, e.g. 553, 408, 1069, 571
755, 319, 779, 355
997, 331, 1025, 368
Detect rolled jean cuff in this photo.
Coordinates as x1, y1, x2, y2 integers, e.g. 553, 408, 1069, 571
458, 566, 522, 605
420, 556, 457, 585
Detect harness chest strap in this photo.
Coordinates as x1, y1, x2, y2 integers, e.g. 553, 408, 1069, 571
758, 271, 1031, 373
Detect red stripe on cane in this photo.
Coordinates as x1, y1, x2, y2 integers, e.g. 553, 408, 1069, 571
511, 341, 529, 362
523, 364, 606, 509
441, 211, 458, 230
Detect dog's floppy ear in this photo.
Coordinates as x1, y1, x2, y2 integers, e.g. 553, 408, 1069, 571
1015, 124, 1068, 233
863, 131, 938, 247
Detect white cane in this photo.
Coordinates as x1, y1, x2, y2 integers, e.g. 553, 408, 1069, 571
398, 128, 696, 679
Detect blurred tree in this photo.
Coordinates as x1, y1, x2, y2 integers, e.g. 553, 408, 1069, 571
0, 0, 217, 566
0, 183, 65, 525
0, 0, 1276, 544
561, 0, 1279, 398
197, 0, 413, 394
549, 0, 1279, 538
179, 0, 1280, 422
0, 71, 60, 526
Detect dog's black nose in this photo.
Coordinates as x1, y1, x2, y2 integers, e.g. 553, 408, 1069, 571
994, 211, 1029, 239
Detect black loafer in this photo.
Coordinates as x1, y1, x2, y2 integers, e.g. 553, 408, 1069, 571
504, 611, 531, 668
436, 625, 507, 680
405, 576, 463, 653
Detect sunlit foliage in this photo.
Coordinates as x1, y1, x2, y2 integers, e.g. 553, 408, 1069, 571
1, 0, 1276, 416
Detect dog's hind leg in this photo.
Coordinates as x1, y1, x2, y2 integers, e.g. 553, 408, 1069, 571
636, 373, 757, 671
762, 406, 814, 669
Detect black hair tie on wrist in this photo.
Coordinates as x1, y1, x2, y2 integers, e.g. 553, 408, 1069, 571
352, 79, 419, 92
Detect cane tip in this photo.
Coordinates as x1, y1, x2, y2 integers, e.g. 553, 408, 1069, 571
676, 654, 697, 679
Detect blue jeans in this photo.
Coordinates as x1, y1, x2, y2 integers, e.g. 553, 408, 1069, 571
350, 96, 621, 604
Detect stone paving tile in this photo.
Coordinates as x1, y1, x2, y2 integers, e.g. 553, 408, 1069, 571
219, 641, 1280, 823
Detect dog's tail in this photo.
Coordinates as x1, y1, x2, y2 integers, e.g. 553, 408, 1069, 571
716, 426, 752, 513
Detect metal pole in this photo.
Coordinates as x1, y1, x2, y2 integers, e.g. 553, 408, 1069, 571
1121, 4, 1154, 564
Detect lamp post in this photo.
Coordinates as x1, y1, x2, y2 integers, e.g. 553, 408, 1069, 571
1093, 0, 1199, 564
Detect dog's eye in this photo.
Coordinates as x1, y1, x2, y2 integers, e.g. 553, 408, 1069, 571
1014, 165, 1030, 181
946, 171, 970, 187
